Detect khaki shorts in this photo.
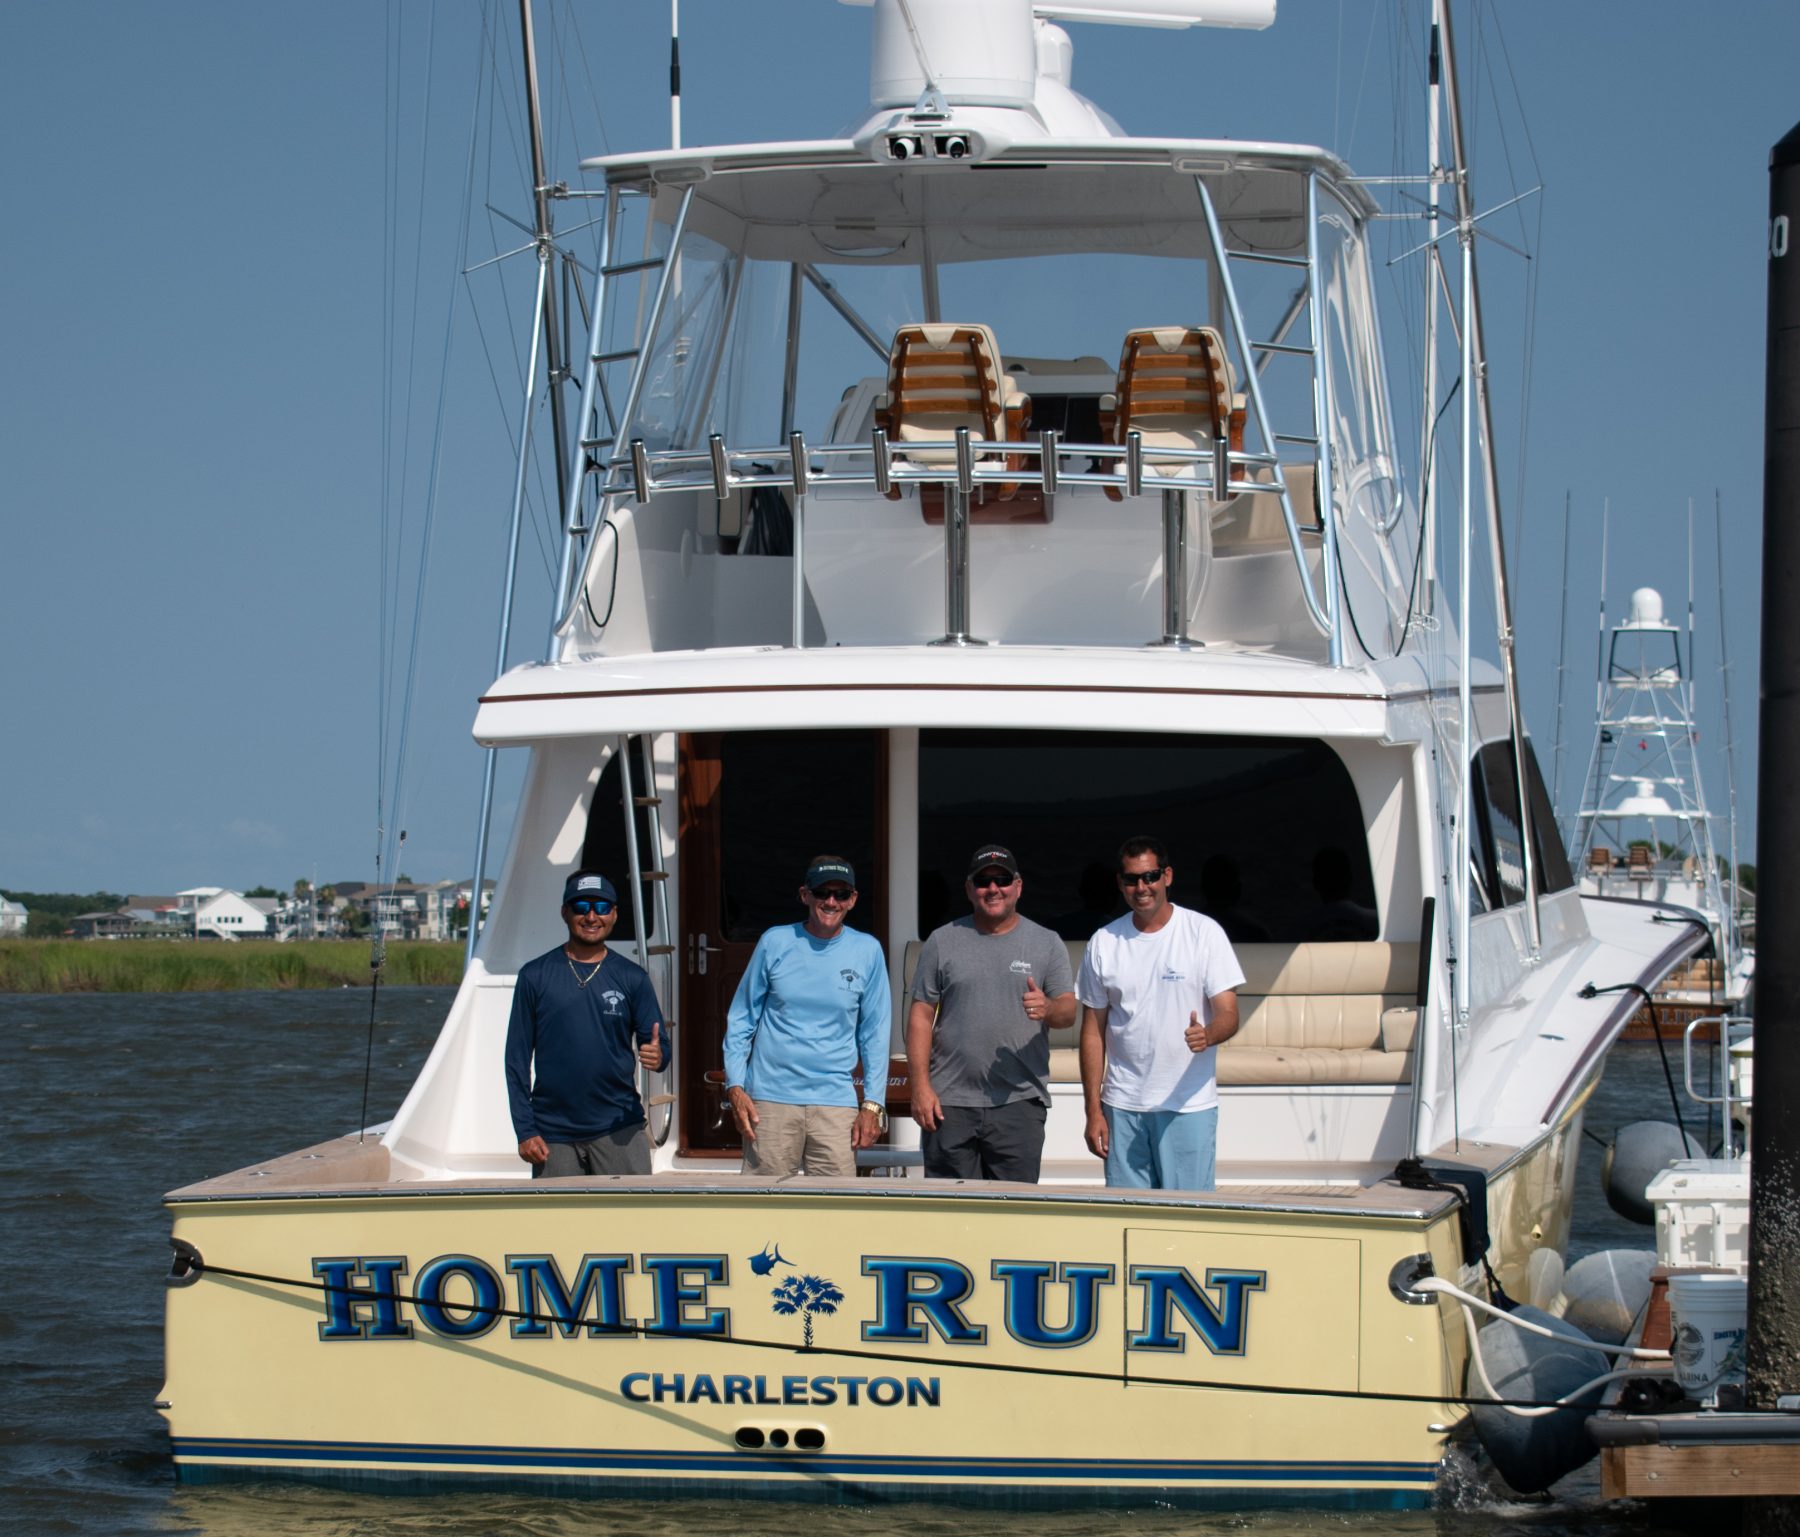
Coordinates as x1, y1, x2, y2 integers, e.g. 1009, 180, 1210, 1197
741, 1100, 858, 1178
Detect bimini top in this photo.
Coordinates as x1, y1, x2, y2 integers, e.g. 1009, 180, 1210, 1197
580, 139, 1373, 268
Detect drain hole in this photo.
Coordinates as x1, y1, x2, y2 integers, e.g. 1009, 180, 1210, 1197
735, 1427, 765, 1449
768, 1428, 790, 1448
795, 1428, 825, 1451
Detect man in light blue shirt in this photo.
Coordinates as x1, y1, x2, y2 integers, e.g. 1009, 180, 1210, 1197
723, 855, 891, 1177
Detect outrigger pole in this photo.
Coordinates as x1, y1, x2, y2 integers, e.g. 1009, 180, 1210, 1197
468, 0, 575, 960
1437, 0, 1543, 960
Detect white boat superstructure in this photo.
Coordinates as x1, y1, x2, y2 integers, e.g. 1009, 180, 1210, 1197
163, 0, 1708, 1506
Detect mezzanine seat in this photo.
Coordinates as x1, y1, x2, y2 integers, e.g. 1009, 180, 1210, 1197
902, 936, 1420, 1089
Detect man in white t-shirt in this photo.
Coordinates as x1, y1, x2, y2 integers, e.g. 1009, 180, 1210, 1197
1077, 836, 1245, 1191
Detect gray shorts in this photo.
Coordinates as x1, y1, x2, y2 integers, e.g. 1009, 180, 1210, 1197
922, 1100, 1047, 1183
535, 1123, 651, 1178
741, 1100, 858, 1178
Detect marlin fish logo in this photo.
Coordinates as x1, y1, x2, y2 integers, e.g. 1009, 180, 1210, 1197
748, 1241, 793, 1277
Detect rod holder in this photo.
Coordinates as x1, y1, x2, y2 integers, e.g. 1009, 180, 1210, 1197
708, 434, 730, 501
788, 430, 808, 498
872, 427, 892, 495
629, 439, 651, 504
1125, 430, 1144, 499
1213, 436, 1231, 500
954, 426, 975, 496
1039, 429, 1059, 496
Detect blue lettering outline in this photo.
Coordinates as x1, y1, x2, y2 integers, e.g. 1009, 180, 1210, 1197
642, 1253, 731, 1337
312, 1255, 412, 1341
993, 1260, 1115, 1349
860, 1257, 986, 1344
506, 1253, 634, 1339
413, 1254, 505, 1339
1127, 1265, 1267, 1355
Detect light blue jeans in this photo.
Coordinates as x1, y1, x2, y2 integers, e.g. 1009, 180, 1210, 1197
1104, 1104, 1218, 1191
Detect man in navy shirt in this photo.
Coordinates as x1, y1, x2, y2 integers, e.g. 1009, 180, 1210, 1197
504, 870, 668, 1177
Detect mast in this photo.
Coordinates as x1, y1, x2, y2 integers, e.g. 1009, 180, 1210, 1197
1715, 488, 1744, 978
1438, 0, 1542, 956
1550, 489, 1572, 844
519, 0, 571, 516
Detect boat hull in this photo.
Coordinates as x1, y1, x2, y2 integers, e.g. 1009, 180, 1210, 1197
163, 1174, 1472, 1507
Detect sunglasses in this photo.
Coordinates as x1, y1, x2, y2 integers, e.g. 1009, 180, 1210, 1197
970, 872, 1016, 890
1118, 867, 1168, 887
810, 886, 855, 904
569, 898, 614, 915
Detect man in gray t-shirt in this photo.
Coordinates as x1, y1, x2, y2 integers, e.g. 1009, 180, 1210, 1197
907, 844, 1077, 1182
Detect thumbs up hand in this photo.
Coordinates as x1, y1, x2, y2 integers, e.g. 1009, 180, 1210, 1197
1184, 1009, 1210, 1054
1022, 974, 1048, 1023
638, 1020, 664, 1070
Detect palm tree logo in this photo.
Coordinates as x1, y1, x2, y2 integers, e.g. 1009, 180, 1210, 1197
770, 1272, 844, 1347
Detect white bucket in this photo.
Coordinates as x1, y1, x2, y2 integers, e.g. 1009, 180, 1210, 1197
1667, 1272, 1748, 1403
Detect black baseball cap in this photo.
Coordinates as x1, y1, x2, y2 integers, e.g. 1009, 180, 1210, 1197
804, 857, 857, 890
966, 844, 1020, 880
563, 871, 619, 905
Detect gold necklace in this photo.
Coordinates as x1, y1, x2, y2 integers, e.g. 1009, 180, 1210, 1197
565, 948, 604, 988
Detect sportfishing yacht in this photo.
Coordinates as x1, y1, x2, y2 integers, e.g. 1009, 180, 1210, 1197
1569, 585, 1753, 1024
162, 0, 1706, 1506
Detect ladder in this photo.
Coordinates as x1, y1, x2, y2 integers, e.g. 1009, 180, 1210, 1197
618, 732, 678, 1147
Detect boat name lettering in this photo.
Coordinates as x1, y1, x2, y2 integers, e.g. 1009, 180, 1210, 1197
308, 1251, 1266, 1356
620, 1372, 940, 1407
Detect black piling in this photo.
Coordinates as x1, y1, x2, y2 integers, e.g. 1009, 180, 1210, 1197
1747, 119, 1800, 1537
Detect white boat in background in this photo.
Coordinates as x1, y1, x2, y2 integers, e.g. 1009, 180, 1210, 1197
1568, 586, 1753, 1021
161, 0, 1710, 1507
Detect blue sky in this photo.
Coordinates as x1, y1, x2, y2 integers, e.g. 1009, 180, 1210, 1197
2, 1, 1793, 897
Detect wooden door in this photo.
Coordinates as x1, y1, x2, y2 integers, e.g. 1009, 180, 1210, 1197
677, 729, 886, 1155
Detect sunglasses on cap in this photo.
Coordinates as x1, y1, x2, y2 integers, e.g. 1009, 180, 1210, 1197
569, 898, 614, 915
1119, 866, 1168, 887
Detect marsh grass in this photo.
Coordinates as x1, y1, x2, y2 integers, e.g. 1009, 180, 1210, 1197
0, 939, 464, 993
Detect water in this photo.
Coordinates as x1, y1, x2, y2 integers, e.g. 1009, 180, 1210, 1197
0, 993, 1710, 1536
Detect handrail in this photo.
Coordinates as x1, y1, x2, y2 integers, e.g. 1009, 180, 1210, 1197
612, 429, 1280, 505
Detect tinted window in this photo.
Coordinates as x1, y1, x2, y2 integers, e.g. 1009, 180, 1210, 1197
917, 730, 1375, 942
718, 731, 880, 942
1471, 739, 1571, 907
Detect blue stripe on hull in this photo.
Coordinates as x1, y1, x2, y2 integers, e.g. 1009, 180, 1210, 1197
171, 1436, 1438, 1508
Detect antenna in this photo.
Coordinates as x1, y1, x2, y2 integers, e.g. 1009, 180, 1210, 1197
670, 0, 682, 149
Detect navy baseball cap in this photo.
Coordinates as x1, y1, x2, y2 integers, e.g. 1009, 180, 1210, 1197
966, 844, 1020, 879
562, 871, 618, 905
804, 857, 856, 890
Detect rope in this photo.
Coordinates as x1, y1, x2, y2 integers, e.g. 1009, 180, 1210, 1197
1579, 981, 1691, 1148
170, 1246, 1660, 1415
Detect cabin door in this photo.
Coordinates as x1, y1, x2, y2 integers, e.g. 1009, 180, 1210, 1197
677, 729, 888, 1155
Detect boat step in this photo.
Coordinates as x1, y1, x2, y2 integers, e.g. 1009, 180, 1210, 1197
645, 1093, 677, 1107
592, 347, 642, 365
638, 870, 669, 882
602, 255, 666, 278
641, 944, 677, 957
633, 795, 662, 807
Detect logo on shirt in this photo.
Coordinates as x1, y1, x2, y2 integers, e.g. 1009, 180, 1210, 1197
600, 988, 626, 1011
840, 969, 859, 990
1008, 960, 1032, 976
1159, 969, 1187, 984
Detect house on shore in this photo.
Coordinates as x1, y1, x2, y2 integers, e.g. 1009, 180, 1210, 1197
0, 896, 26, 937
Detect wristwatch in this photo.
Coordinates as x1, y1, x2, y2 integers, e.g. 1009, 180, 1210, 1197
860, 1098, 888, 1129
